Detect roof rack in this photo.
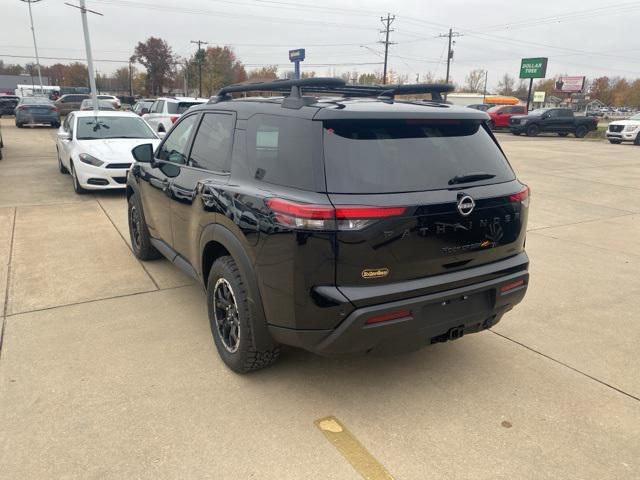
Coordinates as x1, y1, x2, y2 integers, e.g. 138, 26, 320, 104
209, 77, 454, 108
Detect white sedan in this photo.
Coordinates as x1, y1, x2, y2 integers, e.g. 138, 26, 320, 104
55, 111, 161, 193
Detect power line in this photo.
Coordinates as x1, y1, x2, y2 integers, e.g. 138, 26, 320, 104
379, 13, 395, 85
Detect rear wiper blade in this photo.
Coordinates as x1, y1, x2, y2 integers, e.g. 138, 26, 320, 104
448, 172, 496, 185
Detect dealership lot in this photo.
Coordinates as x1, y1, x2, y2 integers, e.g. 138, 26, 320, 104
0, 118, 639, 479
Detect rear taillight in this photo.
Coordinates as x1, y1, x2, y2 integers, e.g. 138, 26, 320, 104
509, 186, 530, 207
365, 309, 412, 325
265, 198, 406, 231
170, 116, 179, 124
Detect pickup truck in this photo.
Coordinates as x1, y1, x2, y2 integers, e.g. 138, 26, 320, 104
509, 108, 598, 138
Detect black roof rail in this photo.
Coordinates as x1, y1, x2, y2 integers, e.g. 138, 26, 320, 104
209, 78, 455, 107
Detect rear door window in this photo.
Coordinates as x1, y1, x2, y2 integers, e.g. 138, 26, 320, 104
323, 119, 515, 194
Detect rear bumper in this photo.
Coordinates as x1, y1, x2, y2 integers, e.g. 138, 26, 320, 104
16, 112, 59, 124
269, 255, 529, 356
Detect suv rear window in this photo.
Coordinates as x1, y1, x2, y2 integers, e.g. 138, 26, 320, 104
168, 102, 202, 114
322, 119, 515, 193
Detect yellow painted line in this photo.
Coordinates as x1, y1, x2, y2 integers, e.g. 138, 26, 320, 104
315, 416, 395, 480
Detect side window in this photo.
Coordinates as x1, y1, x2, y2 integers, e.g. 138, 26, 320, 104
247, 114, 317, 191
149, 101, 159, 113
547, 110, 559, 118
63, 115, 70, 131
157, 100, 165, 113
189, 113, 235, 172
157, 114, 199, 164
559, 109, 573, 117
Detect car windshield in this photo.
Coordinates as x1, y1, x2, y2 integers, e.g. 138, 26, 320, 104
76, 116, 157, 140
630, 113, 640, 121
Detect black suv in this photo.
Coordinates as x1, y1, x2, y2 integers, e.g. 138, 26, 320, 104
127, 78, 530, 373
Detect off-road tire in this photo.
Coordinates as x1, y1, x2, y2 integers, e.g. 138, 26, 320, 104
71, 163, 88, 194
207, 256, 280, 373
575, 126, 588, 138
128, 193, 161, 260
526, 124, 539, 137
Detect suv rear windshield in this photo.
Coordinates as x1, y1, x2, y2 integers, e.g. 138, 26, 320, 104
168, 102, 202, 114
322, 119, 515, 193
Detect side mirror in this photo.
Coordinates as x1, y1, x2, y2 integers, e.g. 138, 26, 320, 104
132, 143, 154, 163
157, 131, 166, 139
57, 131, 71, 141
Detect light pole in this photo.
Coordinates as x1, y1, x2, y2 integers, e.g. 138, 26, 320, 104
66, 0, 103, 113
20, 0, 44, 94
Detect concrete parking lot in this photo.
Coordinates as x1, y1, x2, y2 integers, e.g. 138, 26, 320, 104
0, 118, 638, 479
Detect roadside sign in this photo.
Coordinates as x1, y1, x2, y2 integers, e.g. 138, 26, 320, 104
555, 76, 585, 93
520, 58, 548, 79
533, 91, 546, 103
289, 49, 306, 62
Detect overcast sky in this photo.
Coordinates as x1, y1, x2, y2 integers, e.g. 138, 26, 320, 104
2, 0, 638, 89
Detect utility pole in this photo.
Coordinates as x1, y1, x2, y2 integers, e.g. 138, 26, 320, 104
191, 40, 208, 98
20, 0, 44, 94
438, 28, 461, 99
128, 59, 133, 97
66, 1, 103, 113
378, 13, 395, 85
482, 70, 488, 103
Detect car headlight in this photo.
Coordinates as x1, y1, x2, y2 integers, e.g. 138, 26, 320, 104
79, 153, 104, 167
624, 124, 639, 132
520, 119, 528, 125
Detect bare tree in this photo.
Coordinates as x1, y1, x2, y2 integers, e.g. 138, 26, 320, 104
497, 74, 516, 95
464, 69, 485, 92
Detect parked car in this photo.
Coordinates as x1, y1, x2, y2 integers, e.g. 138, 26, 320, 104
79, 99, 117, 111
0, 121, 3, 160
15, 97, 60, 128
97, 94, 121, 109
509, 108, 598, 137
606, 113, 640, 145
143, 96, 208, 133
132, 99, 154, 116
127, 78, 530, 373
54, 94, 91, 115
466, 103, 494, 112
0, 95, 20, 116
487, 105, 527, 129
55, 110, 161, 193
